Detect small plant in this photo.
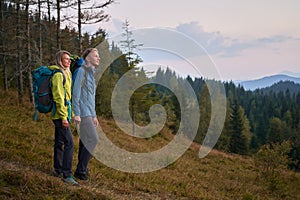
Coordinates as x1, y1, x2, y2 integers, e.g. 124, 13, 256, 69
254, 141, 291, 176
242, 192, 255, 200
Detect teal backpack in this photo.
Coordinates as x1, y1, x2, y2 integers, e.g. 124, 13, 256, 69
32, 66, 65, 121
70, 55, 86, 86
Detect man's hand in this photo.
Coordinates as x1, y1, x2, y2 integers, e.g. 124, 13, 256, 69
93, 117, 99, 128
73, 116, 81, 124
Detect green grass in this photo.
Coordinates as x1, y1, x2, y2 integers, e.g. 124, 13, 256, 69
0, 89, 300, 199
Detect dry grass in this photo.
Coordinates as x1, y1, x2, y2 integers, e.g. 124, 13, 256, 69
0, 89, 300, 199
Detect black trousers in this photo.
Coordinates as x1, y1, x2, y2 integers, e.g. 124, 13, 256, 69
53, 119, 74, 178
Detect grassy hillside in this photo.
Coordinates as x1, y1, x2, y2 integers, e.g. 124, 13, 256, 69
0, 89, 300, 200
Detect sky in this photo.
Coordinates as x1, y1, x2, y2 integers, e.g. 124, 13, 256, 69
82, 0, 300, 81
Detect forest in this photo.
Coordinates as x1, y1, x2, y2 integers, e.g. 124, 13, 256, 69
1, 0, 300, 173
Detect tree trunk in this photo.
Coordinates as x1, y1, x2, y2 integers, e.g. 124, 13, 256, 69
47, 0, 51, 31
78, 0, 82, 53
16, 1, 23, 103
3, 56, 7, 91
38, 0, 42, 63
26, 0, 33, 103
131, 100, 135, 136
0, 0, 7, 91
56, 0, 61, 50
47, 0, 53, 61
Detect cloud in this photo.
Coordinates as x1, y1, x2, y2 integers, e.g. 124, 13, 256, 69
99, 19, 300, 81
257, 35, 291, 44
175, 22, 226, 55
82, 18, 124, 37
105, 18, 124, 36
101, 20, 297, 59
174, 21, 296, 57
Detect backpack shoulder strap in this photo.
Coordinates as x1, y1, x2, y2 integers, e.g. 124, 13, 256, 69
73, 66, 87, 87
52, 69, 66, 85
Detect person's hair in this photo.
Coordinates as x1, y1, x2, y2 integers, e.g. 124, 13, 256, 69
82, 48, 98, 60
55, 50, 71, 68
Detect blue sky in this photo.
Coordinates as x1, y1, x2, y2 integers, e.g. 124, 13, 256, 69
83, 0, 300, 81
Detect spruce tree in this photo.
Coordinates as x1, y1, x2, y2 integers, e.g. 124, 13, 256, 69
229, 99, 249, 155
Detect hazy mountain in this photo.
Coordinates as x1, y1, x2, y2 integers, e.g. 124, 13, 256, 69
236, 74, 300, 90
258, 80, 300, 95
280, 70, 300, 77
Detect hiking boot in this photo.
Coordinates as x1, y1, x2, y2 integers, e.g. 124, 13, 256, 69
53, 170, 63, 178
63, 176, 80, 186
74, 172, 88, 181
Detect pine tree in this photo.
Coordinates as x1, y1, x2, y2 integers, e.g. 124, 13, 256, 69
229, 99, 249, 155
117, 19, 144, 135
266, 117, 283, 144
216, 102, 231, 151
195, 82, 211, 143
289, 121, 300, 171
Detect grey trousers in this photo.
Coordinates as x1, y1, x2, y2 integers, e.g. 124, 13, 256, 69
75, 116, 99, 175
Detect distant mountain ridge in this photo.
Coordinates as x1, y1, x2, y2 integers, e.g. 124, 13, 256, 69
236, 74, 300, 90
259, 80, 300, 95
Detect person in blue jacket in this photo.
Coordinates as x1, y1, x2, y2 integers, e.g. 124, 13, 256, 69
72, 48, 100, 180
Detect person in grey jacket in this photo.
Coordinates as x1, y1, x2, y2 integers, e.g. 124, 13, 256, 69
72, 48, 100, 180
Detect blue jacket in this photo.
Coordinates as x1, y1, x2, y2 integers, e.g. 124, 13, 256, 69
72, 65, 96, 118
